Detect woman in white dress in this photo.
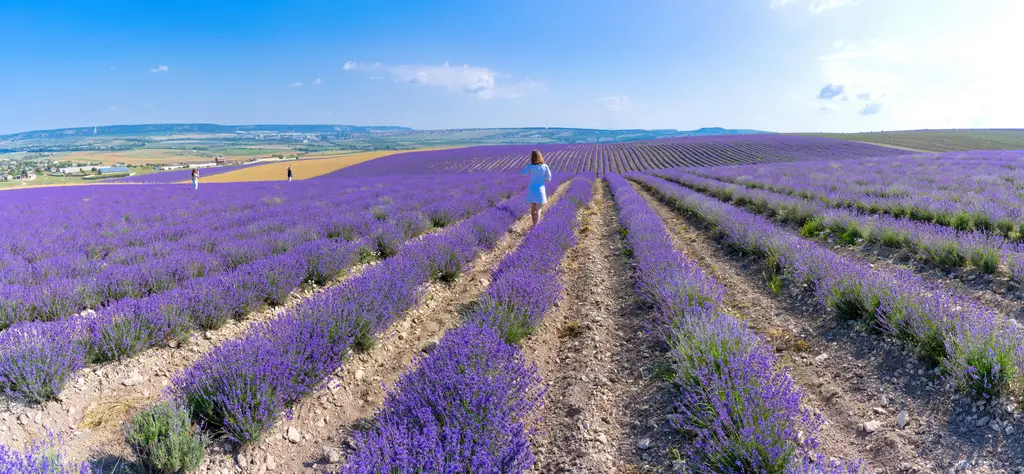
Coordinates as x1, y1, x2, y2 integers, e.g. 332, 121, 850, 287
520, 150, 552, 225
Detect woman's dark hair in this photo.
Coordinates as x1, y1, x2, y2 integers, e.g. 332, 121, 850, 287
530, 150, 544, 165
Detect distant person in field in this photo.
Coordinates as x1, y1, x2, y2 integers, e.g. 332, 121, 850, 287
287, 165, 293, 182
521, 150, 552, 225
191, 168, 199, 190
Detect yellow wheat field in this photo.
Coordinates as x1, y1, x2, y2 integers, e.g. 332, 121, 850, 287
199, 148, 461, 183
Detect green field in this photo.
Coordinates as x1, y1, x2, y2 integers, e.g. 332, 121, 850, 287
798, 129, 1024, 152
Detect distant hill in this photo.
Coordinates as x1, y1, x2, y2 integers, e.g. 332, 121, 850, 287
0, 124, 773, 153
797, 129, 1024, 152
0, 124, 413, 142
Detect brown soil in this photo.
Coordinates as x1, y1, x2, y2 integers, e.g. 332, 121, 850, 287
523, 181, 678, 473
633, 182, 1024, 474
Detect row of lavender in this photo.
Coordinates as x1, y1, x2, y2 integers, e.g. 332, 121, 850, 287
631, 173, 1024, 400
166, 176, 572, 448
341, 176, 595, 472
660, 169, 1024, 280
0, 176, 515, 328
693, 151, 1024, 238
329, 135, 908, 177
0, 177, 522, 404
606, 174, 859, 472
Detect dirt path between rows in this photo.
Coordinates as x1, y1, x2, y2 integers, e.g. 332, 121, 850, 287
0, 260, 378, 472
634, 182, 1024, 474
187, 183, 575, 474
523, 181, 678, 473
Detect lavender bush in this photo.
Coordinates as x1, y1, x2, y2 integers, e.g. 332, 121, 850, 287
606, 174, 841, 471
0, 435, 91, 473
631, 172, 1024, 399
171, 178, 565, 444
340, 324, 544, 473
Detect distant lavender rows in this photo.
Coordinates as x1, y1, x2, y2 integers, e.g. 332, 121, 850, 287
692, 150, 1024, 237
631, 173, 1024, 401
327, 134, 909, 177
606, 174, 861, 473
658, 168, 1024, 281
0, 175, 515, 329
0, 175, 523, 404
342, 176, 595, 471
168, 175, 571, 445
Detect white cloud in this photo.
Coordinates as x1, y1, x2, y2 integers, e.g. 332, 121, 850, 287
313, 78, 322, 85
770, 0, 859, 13
812, 1, 1024, 128
291, 81, 304, 87
597, 95, 638, 112
343, 61, 545, 99
150, 65, 169, 73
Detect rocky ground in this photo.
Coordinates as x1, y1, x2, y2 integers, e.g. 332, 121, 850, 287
523, 181, 679, 473
636, 182, 1024, 474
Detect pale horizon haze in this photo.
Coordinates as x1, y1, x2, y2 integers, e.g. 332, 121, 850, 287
1, 0, 1021, 135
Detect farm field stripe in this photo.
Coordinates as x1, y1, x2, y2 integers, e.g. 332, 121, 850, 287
607, 174, 861, 472
168, 175, 574, 450
0, 177, 522, 405
0, 182, 527, 465
332, 135, 908, 177
195, 178, 574, 473
0, 175, 511, 330
339, 176, 595, 472
520, 179, 667, 472
630, 173, 1024, 401
668, 168, 1024, 285
689, 151, 1024, 239
628, 177, 957, 471
657, 168, 1024, 320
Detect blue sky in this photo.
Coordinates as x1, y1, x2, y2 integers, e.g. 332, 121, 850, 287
0, 0, 1020, 134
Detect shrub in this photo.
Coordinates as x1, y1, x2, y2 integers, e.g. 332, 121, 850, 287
341, 324, 544, 473
0, 321, 87, 404
125, 402, 205, 474
0, 434, 91, 473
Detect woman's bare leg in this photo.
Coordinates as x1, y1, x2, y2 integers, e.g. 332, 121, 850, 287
530, 203, 539, 225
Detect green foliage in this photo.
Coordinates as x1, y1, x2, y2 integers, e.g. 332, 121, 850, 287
125, 402, 206, 474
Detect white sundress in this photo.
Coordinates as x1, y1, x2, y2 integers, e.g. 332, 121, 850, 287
521, 163, 552, 204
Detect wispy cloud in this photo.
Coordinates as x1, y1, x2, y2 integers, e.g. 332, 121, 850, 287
859, 103, 883, 115
107, 105, 119, 111
597, 95, 638, 112
343, 61, 545, 99
150, 65, 169, 73
770, 0, 859, 13
291, 81, 304, 87
817, 83, 844, 100
313, 78, 322, 85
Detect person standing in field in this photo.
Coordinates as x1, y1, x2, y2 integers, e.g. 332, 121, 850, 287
287, 165, 293, 182
521, 150, 552, 225
191, 168, 199, 190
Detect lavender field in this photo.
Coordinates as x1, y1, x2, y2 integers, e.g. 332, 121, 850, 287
3, 141, 1024, 474
330, 134, 909, 177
